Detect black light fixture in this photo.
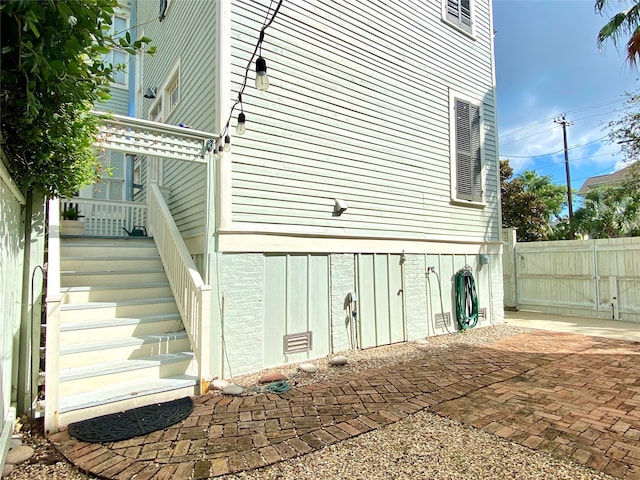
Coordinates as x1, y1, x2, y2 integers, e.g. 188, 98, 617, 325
224, 134, 231, 152
143, 87, 157, 99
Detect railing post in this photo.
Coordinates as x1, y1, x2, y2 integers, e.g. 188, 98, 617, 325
198, 286, 212, 393
44, 198, 61, 434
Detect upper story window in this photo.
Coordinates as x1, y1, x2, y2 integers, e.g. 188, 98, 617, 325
166, 73, 180, 114
450, 92, 484, 204
444, 0, 472, 34
107, 14, 129, 86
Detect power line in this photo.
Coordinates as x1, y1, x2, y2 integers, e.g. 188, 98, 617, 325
501, 134, 609, 159
499, 97, 625, 141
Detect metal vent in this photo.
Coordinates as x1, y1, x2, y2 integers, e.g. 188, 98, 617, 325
478, 307, 487, 319
283, 331, 313, 354
434, 312, 451, 329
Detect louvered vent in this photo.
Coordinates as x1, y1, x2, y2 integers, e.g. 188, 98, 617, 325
283, 332, 313, 354
478, 307, 487, 319
435, 312, 451, 329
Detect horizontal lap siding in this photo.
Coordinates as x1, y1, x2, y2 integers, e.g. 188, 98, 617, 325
229, 0, 499, 241
138, 0, 216, 236
99, 87, 129, 116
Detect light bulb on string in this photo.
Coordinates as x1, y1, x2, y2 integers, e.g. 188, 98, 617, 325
255, 56, 269, 91
224, 134, 231, 152
236, 112, 246, 135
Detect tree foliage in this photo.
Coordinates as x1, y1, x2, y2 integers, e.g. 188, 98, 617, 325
573, 166, 640, 238
570, 88, 640, 238
0, 0, 154, 197
596, 0, 640, 67
500, 160, 554, 242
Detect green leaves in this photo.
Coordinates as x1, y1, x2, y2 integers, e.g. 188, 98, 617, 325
1, 0, 156, 196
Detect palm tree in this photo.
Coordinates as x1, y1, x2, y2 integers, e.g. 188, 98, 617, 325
596, 0, 640, 67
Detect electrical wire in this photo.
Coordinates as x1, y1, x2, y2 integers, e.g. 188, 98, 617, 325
216, 0, 284, 143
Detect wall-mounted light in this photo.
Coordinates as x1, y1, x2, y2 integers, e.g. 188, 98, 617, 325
333, 198, 348, 216
143, 87, 157, 99
255, 56, 270, 91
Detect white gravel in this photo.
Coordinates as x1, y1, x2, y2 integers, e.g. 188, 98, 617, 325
5, 324, 616, 480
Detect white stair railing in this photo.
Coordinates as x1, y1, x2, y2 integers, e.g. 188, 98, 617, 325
62, 198, 147, 237
147, 184, 211, 391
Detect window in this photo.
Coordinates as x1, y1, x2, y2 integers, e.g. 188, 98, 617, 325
444, 0, 472, 34
149, 98, 163, 122
167, 74, 180, 114
94, 150, 125, 201
107, 15, 129, 85
450, 94, 483, 203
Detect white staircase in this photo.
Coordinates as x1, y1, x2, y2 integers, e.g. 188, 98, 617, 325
53, 236, 198, 426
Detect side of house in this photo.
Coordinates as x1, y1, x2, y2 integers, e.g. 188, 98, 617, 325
138, 0, 504, 378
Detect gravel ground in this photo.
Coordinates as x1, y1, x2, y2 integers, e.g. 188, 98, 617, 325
4, 324, 617, 480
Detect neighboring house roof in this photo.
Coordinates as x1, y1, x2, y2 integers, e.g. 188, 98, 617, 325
578, 163, 635, 195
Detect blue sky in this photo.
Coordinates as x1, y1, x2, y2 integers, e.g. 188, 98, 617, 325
493, 0, 638, 192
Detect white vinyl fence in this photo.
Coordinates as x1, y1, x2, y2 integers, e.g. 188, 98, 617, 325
0, 157, 24, 469
503, 229, 640, 322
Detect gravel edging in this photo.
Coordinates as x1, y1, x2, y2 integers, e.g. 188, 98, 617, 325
6, 324, 617, 480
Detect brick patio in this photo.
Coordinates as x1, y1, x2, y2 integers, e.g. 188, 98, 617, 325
50, 331, 640, 479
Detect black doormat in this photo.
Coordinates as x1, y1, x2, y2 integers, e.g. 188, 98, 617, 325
68, 396, 194, 443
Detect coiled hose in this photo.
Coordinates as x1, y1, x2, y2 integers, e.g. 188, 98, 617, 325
454, 267, 479, 330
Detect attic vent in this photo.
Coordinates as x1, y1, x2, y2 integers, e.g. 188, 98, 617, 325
434, 312, 451, 329
478, 307, 487, 319
283, 331, 313, 354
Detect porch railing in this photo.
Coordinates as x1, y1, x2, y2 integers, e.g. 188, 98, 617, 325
148, 184, 211, 391
62, 198, 147, 237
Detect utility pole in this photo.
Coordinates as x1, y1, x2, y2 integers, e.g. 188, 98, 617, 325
554, 115, 574, 239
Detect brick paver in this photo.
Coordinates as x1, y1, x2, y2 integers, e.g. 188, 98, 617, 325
50, 331, 640, 479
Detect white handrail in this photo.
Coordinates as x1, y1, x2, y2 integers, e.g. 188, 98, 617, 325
148, 184, 211, 390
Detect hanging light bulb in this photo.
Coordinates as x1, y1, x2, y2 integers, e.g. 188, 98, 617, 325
255, 56, 269, 91
224, 134, 231, 152
236, 112, 246, 135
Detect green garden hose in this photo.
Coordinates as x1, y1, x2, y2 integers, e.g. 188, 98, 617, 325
454, 267, 479, 330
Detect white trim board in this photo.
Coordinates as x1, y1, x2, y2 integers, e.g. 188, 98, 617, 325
218, 232, 502, 255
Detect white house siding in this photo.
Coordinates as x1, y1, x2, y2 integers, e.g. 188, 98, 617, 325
0, 161, 24, 468
137, 0, 216, 242
228, 0, 499, 242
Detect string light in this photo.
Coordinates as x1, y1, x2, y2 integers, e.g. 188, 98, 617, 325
208, 0, 283, 155
255, 56, 269, 91
236, 111, 246, 135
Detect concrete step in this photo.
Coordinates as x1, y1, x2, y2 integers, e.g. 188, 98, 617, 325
61, 256, 163, 272
59, 314, 183, 344
56, 376, 198, 427
61, 283, 173, 303
61, 269, 168, 287
59, 297, 178, 323
58, 352, 196, 397
58, 332, 191, 369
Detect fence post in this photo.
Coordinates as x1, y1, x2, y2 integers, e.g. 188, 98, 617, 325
503, 228, 518, 309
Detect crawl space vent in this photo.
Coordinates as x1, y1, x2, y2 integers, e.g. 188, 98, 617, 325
434, 312, 451, 329
283, 331, 313, 354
